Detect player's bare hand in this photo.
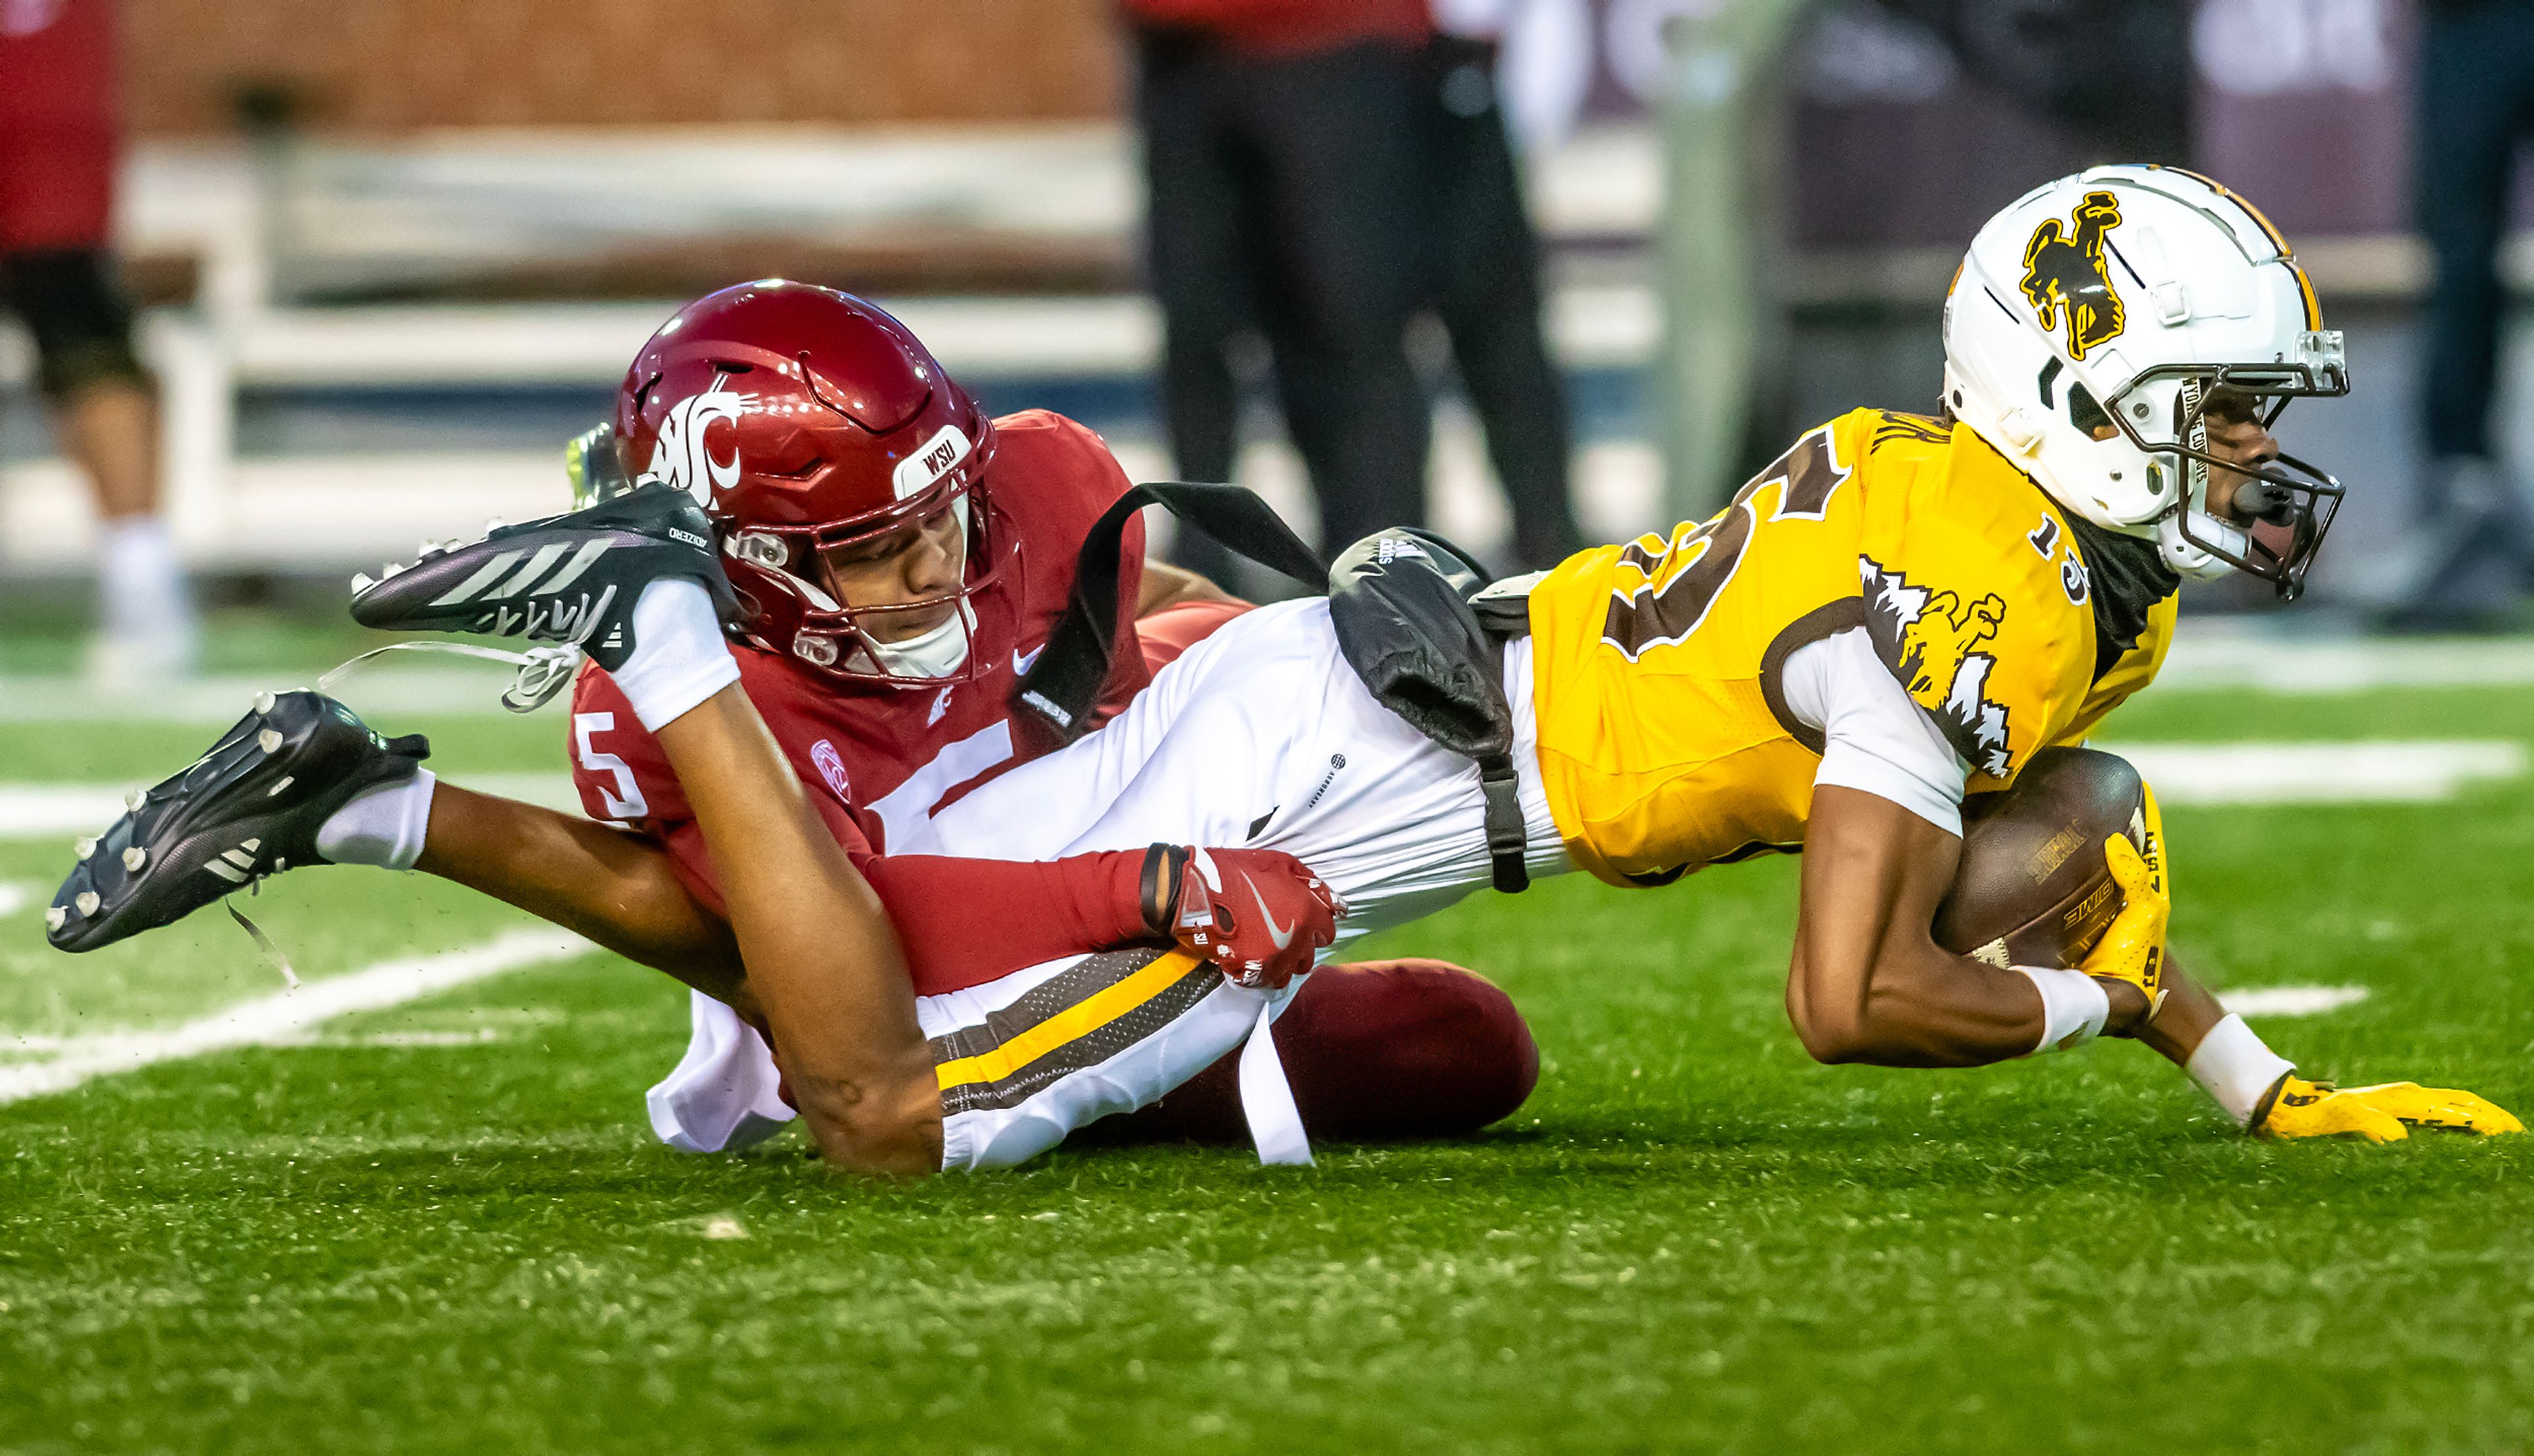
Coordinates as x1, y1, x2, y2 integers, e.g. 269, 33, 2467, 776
1155, 845, 1342, 991
2256, 1075, 2525, 1142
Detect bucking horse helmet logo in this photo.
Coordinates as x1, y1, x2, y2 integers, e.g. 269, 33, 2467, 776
2019, 189, 2126, 362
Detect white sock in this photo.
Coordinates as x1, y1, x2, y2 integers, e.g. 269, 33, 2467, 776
96, 515, 199, 661
2015, 966, 2110, 1054
611, 579, 740, 732
315, 769, 437, 870
2186, 1013, 2297, 1127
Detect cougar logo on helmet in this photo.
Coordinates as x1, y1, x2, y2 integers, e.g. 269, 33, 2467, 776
650, 375, 747, 506
2019, 191, 2126, 361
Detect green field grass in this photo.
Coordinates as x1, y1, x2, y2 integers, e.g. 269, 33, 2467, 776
5, 658, 2534, 1454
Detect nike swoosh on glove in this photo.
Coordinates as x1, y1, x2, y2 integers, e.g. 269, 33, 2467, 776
1159, 846, 1344, 991
2256, 1075, 2526, 1143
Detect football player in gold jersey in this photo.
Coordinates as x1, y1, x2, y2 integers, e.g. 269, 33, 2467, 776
886, 165, 2514, 1145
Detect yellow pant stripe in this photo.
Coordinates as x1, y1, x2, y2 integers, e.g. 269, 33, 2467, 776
934, 950, 1205, 1092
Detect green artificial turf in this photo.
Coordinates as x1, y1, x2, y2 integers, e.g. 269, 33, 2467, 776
3, 676, 2533, 1453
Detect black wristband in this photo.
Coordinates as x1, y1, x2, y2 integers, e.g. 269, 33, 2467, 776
1140, 844, 1186, 938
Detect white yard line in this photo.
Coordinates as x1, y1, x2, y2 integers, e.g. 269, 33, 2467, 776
2157, 634, 2534, 694
2219, 984, 2372, 1018
0, 774, 579, 840
0, 927, 591, 1106
0, 670, 533, 724
2089, 741, 2525, 806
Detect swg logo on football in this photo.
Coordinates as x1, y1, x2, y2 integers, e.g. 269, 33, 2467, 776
649, 376, 747, 505
1861, 557, 2014, 777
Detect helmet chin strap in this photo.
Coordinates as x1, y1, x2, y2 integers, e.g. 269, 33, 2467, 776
2156, 511, 2240, 580
857, 598, 977, 678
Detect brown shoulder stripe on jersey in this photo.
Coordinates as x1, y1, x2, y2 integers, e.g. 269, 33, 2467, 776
1756, 597, 1869, 755
930, 948, 1223, 1117
1871, 412, 1950, 449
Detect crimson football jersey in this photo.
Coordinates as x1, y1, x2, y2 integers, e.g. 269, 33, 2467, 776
569, 409, 1167, 992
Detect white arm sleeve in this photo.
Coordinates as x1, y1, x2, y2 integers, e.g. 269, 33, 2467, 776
1780, 627, 1970, 837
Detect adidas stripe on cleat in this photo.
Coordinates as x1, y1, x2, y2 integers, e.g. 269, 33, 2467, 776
45, 691, 430, 955
348, 483, 738, 673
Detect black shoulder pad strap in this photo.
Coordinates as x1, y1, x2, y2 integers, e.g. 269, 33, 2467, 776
1012, 482, 1324, 745
1326, 527, 1530, 893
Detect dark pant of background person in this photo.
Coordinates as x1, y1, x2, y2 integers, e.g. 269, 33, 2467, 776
1137, 32, 1431, 585
1418, 36, 1583, 571
2399, 0, 2534, 625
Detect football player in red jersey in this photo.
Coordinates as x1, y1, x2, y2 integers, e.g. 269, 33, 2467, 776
53, 281, 1535, 1166
564, 282, 1531, 1153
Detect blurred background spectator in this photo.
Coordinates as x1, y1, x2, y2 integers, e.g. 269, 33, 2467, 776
2386, 0, 2534, 631
1425, 0, 1584, 571
0, 0, 197, 684
1121, 0, 1433, 587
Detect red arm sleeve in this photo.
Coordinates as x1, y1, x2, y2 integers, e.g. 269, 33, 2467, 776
855, 850, 1159, 997
658, 819, 1161, 1000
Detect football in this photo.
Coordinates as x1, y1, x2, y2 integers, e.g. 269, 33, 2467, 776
1932, 746, 2147, 970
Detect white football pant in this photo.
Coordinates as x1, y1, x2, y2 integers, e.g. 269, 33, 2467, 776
649, 597, 1563, 1167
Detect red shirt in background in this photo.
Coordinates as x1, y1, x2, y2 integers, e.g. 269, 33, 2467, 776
0, 0, 118, 251
1119, 0, 1431, 57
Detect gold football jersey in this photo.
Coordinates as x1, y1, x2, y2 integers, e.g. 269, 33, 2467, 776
1523, 408, 2174, 887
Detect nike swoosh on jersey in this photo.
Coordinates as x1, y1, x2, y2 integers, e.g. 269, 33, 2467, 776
1246, 875, 1297, 951
1013, 643, 1045, 674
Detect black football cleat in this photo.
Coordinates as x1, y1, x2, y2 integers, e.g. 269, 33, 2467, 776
348, 483, 738, 672
46, 691, 430, 954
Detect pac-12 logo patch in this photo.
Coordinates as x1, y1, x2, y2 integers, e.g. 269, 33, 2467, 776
2019, 189, 2126, 361
1861, 557, 2015, 777
810, 739, 851, 803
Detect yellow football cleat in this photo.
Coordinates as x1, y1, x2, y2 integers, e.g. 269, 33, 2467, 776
2254, 1075, 2527, 1143
2079, 788, 2168, 1017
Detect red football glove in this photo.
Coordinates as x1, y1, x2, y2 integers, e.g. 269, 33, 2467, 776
1146, 844, 1344, 990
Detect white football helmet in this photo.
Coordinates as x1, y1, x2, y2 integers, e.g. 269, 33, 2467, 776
1943, 165, 2349, 598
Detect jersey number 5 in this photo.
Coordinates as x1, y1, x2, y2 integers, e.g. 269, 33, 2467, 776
1602, 426, 1852, 658
573, 712, 649, 820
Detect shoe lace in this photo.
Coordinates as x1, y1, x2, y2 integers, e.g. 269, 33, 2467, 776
226, 893, 300, 990
318, 640, 584, 712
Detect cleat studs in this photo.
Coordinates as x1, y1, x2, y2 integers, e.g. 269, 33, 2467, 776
122, 846, 146, 872
74, 891, 99, 917
125, 788, 146, 812
273, 857, 289, 872
267, 775, 294, 797
485, 518, 508, 532
75, 837, 96, 861
350, 572, 375, 594
253, 690, 276, 715
382, 561, 405, 578
257, 729, 284, 754
46, 906, 65, 933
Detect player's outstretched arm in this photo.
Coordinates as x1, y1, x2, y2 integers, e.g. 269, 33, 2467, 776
1787, 786, 2149, 1067
653, 683, 942, 1175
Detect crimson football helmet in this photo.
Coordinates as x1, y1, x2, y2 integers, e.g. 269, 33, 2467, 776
612, 280, 1012, 687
